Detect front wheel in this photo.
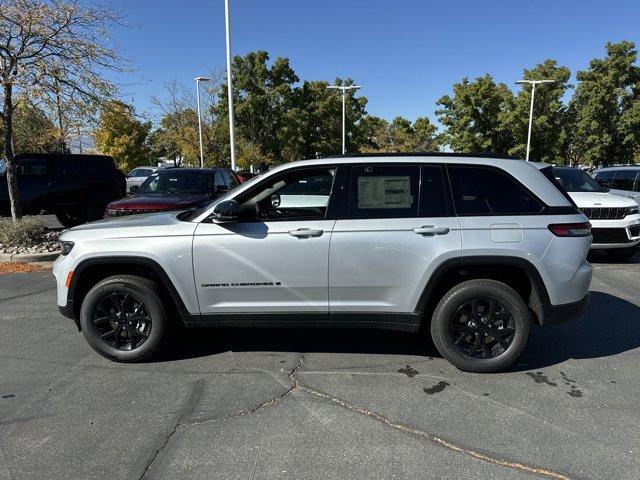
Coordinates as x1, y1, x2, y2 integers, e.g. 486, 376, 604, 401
430, 279, 530, 373
79, 275, 171, 362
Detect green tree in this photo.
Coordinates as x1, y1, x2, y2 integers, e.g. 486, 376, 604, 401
93, 101, 152, 172
215, 51, 300, 164
360, 116, 440, 152
569, 41, 640, 165
507, 60, 571, 163
436, 74, 515, 155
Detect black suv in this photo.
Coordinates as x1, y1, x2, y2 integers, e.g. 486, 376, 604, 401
0, 153, 125, 227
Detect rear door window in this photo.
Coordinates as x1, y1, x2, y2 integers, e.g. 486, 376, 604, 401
610, 170, 637, 191
349, 165, 419, 218
448, 165, 543, 215
593, 170, 615, 189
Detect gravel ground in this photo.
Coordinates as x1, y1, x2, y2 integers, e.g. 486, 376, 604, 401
0, 252, 639, 479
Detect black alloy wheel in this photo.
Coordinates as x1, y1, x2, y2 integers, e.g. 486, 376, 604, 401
450, 297, 515, 359
93, 292, 152, 350
430, 279, 530, 373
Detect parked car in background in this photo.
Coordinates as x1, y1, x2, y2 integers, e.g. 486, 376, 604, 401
0, 153, 125, 227
235, 170, 256, 183
592, 165, 640, 203
554, 167, 640, 260
126, 166, 157, 193
104, 167, 239, 218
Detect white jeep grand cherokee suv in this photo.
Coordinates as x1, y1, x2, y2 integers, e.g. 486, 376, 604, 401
553, 167, 640, 260
54, 154, 592, 373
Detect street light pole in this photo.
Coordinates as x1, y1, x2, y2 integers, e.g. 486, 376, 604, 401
224, 0, 237, 171
195, 76, 211, 169
515, 79, 555, 161
327, 84, 362, 154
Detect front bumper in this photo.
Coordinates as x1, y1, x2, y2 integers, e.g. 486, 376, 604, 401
589, 215, 640, 250
539, 293, 590, 326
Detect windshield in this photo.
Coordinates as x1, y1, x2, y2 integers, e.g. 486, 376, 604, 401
552, 167, 604, 193
138, 170, 211, 195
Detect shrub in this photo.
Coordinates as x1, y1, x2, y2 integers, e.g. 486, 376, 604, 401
0, 216, 47, 247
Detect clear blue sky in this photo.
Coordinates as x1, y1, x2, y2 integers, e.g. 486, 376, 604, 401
108, 0, 640, 124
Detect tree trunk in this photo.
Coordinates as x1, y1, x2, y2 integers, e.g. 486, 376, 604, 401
3, 83, 22, 221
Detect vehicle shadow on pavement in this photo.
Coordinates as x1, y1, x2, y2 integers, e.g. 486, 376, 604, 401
160, 291, 639, 370
513, 291, 640, 371
162, 326, 437, 362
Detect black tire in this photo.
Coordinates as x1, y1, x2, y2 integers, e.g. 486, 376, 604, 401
79, 275, 172, 362
430, 279, 530, 373
55, 211, 85, 228
85, 192, 109, 222
605, 245, 638, 261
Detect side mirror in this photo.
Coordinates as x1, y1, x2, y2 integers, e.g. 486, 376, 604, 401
130, 185, 139, 194
271, 194, 281, 208
212, 200, 239, 223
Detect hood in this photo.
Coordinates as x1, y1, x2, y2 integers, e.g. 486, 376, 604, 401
60, 210, 198, 242
106, 193, 211, 210
567, 191, 638, 208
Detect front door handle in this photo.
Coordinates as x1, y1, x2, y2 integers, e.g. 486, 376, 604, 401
413, 225, 450, 236
289, 228, 324, 238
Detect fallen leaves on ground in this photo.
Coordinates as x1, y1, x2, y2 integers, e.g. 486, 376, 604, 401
0, 262, 48, 274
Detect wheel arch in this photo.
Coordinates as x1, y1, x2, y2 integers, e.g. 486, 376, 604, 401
415, 256, 550, 327
67, 256, 193, 329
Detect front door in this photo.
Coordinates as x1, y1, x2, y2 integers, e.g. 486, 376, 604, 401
193, 167, 338, 315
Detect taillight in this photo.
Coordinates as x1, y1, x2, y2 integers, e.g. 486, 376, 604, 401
548, 222, 591, 237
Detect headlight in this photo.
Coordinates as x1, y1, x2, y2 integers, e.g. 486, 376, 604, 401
627, 206, 638, 216
106, 209, 119, 217
60, 241, 75, 256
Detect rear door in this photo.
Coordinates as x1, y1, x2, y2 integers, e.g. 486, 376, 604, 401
328, 163, 462, 318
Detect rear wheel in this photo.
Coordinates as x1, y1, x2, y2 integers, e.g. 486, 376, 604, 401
605, 245, 638, 261
79, 275, 172, 362
430, 279, 530, 373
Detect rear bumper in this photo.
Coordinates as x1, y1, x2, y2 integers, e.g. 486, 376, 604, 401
539, 293, 590, 326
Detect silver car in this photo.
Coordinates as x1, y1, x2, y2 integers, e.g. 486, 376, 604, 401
54, 154, 592, 372
125, 166, 157, 193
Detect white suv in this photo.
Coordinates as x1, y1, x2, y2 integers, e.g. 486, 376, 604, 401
53, 154, 592, 373
553, 167, 640, 260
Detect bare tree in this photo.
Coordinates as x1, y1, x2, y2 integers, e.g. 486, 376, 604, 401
0, 0, 128, 220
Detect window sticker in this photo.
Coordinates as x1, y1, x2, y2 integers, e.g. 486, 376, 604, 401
358, 176, 413, 209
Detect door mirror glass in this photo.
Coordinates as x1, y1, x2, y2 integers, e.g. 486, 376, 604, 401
271, 194, 281, 208
212, 200, 239, 222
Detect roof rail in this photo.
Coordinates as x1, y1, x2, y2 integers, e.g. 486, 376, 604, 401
323, 151, 521, 160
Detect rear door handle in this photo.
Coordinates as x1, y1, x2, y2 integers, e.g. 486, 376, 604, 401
413, 225, 450, 236
289, 228, 324, 238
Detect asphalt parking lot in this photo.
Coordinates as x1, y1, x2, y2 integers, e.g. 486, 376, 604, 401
1, 253, 639, 480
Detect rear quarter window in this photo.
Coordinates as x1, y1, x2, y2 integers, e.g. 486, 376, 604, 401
448, 165, 543, 215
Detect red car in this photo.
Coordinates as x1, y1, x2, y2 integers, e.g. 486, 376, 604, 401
104, 167, 239, 218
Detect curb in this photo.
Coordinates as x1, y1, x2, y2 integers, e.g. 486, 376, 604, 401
0, 251, 61, 263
